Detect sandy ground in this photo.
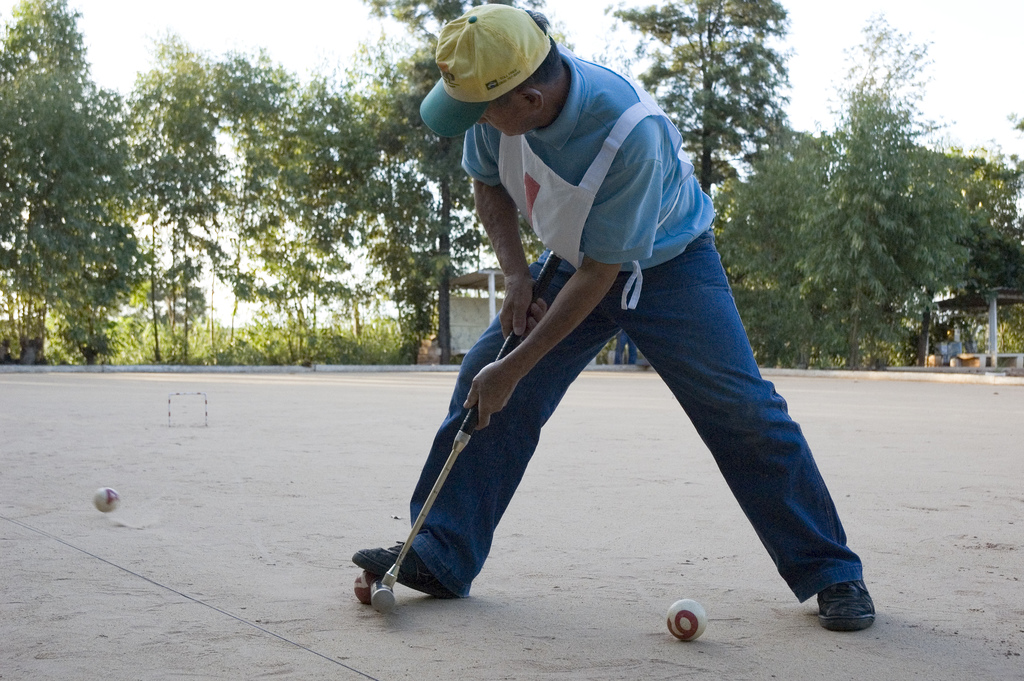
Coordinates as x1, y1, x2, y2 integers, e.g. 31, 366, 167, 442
1, 369, 1022, 680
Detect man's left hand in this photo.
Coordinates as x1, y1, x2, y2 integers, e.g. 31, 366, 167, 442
463, 357, 522, 429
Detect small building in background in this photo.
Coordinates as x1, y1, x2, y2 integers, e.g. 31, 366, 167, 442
450, 269, 504, 357
936, 287, 1024, 368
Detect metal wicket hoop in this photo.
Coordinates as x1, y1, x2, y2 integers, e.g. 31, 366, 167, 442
168, 392, 208, 427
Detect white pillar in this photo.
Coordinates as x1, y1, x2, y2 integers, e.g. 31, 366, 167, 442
988, 295, 998, 359
488, 272, 497, 321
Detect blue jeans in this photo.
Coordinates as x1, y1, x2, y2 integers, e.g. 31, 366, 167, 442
410, 231, 863, 602
613, 330, 637, 364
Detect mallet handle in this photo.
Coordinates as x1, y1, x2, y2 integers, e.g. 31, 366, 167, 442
385, 253, 564, 590
458, 253, 563, 435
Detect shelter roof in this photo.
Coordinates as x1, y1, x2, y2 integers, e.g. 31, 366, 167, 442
936, 287, 1024, 311
451, 269, 504, 291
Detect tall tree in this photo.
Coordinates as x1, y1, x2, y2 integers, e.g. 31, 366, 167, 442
933, 149, 1024, 361
717, 130, 841, 367
360, 0, 523, 362
615, 0, 790, 193
952, 151, 1024, 297
129, 36, 225, 362
800, 17, 966, 367
0, 0, 137, 364
286, 70, 380, 323
213, 51, 297, 346
718, 19, 991, 369
238, 66, 368, 362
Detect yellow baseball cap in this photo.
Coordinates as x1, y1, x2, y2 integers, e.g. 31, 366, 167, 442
420, 4, 550, 137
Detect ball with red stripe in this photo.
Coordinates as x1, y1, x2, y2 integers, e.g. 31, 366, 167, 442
667, 598, 707, 641
93, 487, 120, 513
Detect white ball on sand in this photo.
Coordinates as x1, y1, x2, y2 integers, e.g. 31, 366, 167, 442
93, 487, 120, 513
666, 598, 707, 641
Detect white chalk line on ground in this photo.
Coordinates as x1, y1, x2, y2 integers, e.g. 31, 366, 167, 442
1, 514, 382, 681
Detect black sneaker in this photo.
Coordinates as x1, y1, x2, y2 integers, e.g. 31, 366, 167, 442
817, 579, 875, 631
352, 543, 459, 599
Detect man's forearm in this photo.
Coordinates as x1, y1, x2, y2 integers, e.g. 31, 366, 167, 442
474, 179, 530, 280
502, 256, 620, 379
464, 255, 620, 428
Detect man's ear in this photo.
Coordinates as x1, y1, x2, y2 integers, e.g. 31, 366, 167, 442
518, 87, 544, 110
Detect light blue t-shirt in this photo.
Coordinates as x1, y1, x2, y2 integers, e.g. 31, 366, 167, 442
463, 48, 715, 270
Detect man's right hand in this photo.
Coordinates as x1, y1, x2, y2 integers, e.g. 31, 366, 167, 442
500, 271, 548, 338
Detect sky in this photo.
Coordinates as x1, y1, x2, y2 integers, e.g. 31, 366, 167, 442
2, 0, 1023, 159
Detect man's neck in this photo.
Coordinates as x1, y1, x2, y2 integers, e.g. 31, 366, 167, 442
536, 59, 571, 129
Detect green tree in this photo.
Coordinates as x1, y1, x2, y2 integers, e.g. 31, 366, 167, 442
129, 40, 384, 366
615, 0, 790, 193
223, 59, 386, 365
929, 149, 1024, 361
719, 19, 982, 369
267, 68, 381, 358
717, 131, 842, 367
360, 0, 529, 363
951, 150, 1024, 295
800, 17, 966, 367
212, 51, 297, 346
349, 38, 451, 359
0, 0, 137, 364
129, 36, 225, 362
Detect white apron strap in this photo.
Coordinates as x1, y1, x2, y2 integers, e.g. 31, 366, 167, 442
579, 101, 661, 194
621, 260, 643, 310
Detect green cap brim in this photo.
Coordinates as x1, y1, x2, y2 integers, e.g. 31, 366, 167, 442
420, 79, 491, 137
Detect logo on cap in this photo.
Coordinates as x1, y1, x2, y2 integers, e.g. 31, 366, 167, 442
439, 63, 456, 85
